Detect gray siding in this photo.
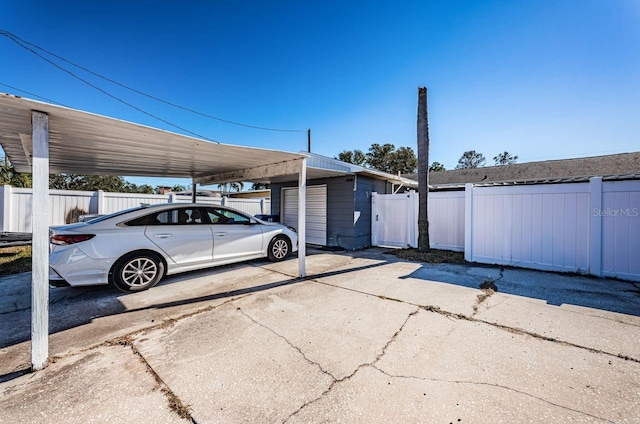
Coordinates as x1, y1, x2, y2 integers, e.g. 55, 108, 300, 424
272, 176, 355, 249
271, 174, 388, 251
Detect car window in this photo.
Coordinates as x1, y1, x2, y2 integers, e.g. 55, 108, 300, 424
206, 207, 251, 224
89, 206, 146, 224
126, 208, 209, 226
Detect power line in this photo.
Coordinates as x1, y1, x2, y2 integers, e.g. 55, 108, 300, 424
0, 82, 71, 107
0, 29, 306, 133
1, 30, 220, 143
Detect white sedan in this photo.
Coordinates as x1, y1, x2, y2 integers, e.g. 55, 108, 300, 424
49, 203, 298, 292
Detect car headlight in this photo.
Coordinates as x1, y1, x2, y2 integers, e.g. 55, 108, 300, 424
286, 226, 297, 233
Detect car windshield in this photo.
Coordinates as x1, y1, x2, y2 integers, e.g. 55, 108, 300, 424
85, 206, 147, 224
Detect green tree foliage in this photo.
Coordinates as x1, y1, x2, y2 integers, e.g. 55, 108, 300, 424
366, 143, 417, 174
336, 144, 418, 174
493, 151, 519, 166
0, 157, 31, 187
429, 162, 446, 172
337, 149, 366, 166
217, 181, 244, 194
455, 150, 486, 169
366, 143, 396, 172
49, 174, 153, 193
2, 157, 166, 194
251, 182, 270, 190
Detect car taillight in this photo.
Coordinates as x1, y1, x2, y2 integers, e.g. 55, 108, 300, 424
50, 234, 96, 245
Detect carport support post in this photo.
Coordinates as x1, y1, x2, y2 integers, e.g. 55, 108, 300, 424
31, 111, 49, 370
298, 158, 307, 278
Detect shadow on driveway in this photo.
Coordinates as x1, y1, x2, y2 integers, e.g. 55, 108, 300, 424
401, 261, 640, 317
0, 258, 391, 350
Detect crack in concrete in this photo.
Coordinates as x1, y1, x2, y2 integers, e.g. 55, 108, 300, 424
372, 366, 617, 424
110, 336, 197, 423
472, 288, 496, 316
282, 307, 420, 423
420, 305, 640, 364
235, 307, 338, 380
9, 295, 250, 381
305, 276, 640, 363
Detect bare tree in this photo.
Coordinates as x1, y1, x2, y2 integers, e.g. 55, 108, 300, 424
417, 87, 430, 252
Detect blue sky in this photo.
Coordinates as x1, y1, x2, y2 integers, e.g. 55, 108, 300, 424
1, 0, 639, 189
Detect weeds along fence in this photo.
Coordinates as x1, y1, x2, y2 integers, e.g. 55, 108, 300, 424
0, 186, 270, 232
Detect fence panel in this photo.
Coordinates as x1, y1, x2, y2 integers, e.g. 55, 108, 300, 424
601, 180, 640, 280
0, 188, 270, 232
428, 191, 465, 251
470, 184, 591, 273
101, 192, 169, 214
225, 198, 269, 215
10, 188, 33, 232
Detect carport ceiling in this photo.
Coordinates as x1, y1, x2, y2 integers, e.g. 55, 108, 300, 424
0, 93, 306, 181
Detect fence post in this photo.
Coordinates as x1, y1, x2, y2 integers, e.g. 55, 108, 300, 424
97, 190, 105, 215
169, 193, 176, 203
1, 185, 12, 232
260, 198, 265, 214
464, 183, 474, 262
221, 196, 226, 206
589, 177, 603, 277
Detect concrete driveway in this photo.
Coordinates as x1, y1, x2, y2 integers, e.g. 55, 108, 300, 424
1, 248, 639, 423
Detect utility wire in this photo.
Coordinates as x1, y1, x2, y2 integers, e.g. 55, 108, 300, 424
0, 82, 71, 107
1, 30, 219, 143
1, 29, 306, 133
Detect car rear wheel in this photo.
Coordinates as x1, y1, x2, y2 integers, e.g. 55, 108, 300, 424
268, 235, 291, 262
111, 252, 165, 292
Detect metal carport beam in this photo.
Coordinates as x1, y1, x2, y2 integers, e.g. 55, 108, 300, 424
194, 158, 306, 186
195, 157, 308, 279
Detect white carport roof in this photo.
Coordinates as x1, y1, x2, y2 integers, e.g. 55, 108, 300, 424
0, 93, 306, 181
0, 92, 309, 371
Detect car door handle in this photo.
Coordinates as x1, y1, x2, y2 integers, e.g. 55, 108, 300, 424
154, 234, 173, 238
214, 232, 227, 236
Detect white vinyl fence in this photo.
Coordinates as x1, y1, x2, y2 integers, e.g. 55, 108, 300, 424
372, 178, 640, 281
0, 186, 270, 233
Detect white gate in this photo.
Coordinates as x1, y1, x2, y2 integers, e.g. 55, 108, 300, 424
371, 191, 418, 248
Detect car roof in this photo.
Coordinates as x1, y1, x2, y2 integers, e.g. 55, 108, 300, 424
86, 202, 253, 227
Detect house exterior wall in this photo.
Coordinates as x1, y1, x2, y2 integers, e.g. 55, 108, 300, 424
271, 175, 387, 250
354, 177, 387, 249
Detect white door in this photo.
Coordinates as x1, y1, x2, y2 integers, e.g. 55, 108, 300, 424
371, 191, 418, 248
282, 185, 327, 246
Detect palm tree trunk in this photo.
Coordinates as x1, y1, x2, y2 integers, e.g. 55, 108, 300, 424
417, 87, 430, 252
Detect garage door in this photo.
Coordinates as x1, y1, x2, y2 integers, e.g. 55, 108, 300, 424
282, 185, 327, 246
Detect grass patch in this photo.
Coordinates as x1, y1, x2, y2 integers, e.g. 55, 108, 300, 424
390, 248, 465, 264
0, 245, 32, 275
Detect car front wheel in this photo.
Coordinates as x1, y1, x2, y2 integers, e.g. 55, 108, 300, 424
268, 235, 291, 262
111, 252, 165, 292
